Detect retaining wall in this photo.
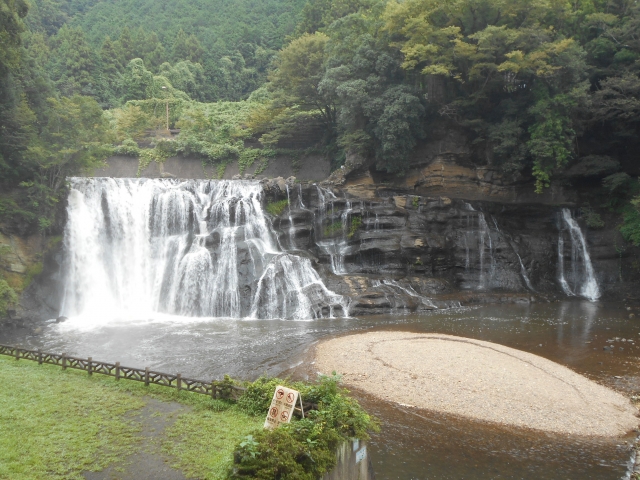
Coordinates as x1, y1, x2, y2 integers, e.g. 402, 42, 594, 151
92, 154, 331, 181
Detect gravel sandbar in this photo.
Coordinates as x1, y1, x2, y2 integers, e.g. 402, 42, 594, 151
314, 331, 638, 436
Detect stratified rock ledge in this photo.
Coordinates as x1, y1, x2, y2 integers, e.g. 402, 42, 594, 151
315, 331, 639, 437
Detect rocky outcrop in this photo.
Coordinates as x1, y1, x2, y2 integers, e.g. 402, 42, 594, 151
265, 182, 636, 313
14, 173, 639, 323
0, 230, 64, 330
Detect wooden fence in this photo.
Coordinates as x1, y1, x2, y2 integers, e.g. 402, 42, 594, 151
0, 344, 246, 400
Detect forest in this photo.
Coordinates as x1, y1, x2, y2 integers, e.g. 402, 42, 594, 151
1, 0, 639, 241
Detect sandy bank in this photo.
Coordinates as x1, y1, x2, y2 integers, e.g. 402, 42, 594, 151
314, 331, 638, 436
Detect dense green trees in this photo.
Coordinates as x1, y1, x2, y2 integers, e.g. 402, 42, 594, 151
2, 0, 640, 244
258, 0, 639, 194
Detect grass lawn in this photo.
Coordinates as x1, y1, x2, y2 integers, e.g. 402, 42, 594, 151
0, 355, 263, 480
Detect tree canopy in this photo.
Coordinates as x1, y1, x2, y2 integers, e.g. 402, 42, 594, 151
2, 0, 640, 241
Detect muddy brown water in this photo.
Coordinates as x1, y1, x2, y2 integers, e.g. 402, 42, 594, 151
2, 300, 639, 479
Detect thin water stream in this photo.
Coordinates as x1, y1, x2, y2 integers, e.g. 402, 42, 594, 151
2, 301, 639, 479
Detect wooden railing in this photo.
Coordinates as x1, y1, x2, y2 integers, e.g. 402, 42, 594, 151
0, 344, 246, 400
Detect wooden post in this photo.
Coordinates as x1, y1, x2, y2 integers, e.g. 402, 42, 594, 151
37, 349, 42, 365
145, 367, 150, 386
166, 100, 169, 130
177, 374, 182, 391
14, 347, 19, 361
211, 381, 216, 399
62, 353, 67, 370
115, 362, 120, 380
87, 357, 92, 376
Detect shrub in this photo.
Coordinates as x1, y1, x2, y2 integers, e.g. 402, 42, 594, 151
231, 374, 377, 479
266, 199, 289, 216
0, 279, 18, 317
323, 221, 342, 237
348, 216, 362, 238
581, 207, 605, 229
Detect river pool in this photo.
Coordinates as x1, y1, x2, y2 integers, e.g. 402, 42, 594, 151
2, 300, 638, 479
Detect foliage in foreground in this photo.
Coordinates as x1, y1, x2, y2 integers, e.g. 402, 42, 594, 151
231, 374, 378, 479
0, 354, 375, 480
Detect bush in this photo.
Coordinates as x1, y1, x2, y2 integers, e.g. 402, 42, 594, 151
323, 220, 342, 237
348, 216, 362, 238
0, 279, 19, 317
266, 199, 289, 217
231, 374, 377, 479
621, 202, 640, 246
581, 207, 605, 229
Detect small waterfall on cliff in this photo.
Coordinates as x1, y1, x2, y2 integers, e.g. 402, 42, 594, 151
491, 216, 535, 292
381, 280, 436, 309
315, 186, 352, 275
557, 208, 600, 301
285, 185, 296, 249
463, 203, 496, 289
61, 178, 348, 321
516, 253, 535, 291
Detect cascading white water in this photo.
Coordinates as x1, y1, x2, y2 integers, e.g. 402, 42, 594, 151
315, 185, 352, 275
61, 177, 348, 322
380, 280, 436, 309
463, 203, 496, 289
285, 185, 296, 249
558, 208, 600, 301
516, 253, 535, 292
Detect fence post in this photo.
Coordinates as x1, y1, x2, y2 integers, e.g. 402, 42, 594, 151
37, 349, 42, 365
62, 353, 67, 370
115, 362, 120, 380
177, 373, 182, 391
14, 347, 19, 361
145, 367, 149, 386
211, 381, 216, 400
88, 357, 92, 376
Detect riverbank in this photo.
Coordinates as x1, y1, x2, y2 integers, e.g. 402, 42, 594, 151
314, 331, 639, 437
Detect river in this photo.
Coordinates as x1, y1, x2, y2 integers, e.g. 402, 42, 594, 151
2, 300, 638, 478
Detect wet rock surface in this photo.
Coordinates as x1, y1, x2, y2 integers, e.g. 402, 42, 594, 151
262, 182, 633, 315
11, 177, 640, 323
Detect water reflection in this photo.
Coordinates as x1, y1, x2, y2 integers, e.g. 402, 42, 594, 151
1, 300, 639, 479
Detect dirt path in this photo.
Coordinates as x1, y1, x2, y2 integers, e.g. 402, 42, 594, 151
314, 331, 639, 437
84, 397, 188, 480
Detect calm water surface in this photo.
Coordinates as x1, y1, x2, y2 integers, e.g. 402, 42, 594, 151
2, 301, 639, 479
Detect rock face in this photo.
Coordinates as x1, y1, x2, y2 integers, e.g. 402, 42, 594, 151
266, 183, 635, 314
15, 175, 639, 322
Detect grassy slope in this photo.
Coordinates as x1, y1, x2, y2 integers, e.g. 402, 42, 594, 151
0, 355, 262, 480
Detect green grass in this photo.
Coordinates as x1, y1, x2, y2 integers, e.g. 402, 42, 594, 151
0, 355, 145, 480
0, 356, 262, 480
163, 408, 261, 479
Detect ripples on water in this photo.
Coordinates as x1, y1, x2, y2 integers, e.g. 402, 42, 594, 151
2, 300, 638, 479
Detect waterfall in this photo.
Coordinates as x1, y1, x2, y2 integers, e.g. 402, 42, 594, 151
516, 253, 535, 292
463, 202, 496, 289
491, 216, 535, 292
61, 177, 348, 321
315, 186, 351, 275
380, 280, 436, 309
285, 185, 296, 249
557, 208, 600, 301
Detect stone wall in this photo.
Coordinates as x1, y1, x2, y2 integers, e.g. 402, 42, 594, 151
91, 153, 331, 182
